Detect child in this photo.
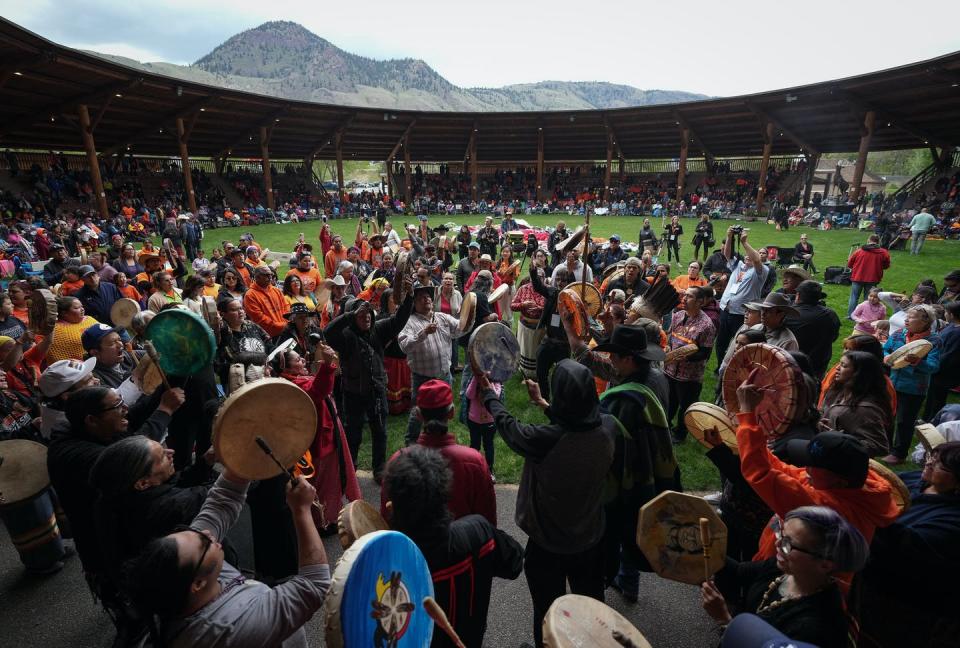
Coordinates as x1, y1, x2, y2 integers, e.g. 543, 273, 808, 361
58, 266, 84, 296
191, 249, 208, 274
852, 287, 887, 336
464, 373, 502, 482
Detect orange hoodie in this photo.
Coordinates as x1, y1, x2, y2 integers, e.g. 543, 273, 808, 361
243, 282, 289, 338
736, 411, 901, 561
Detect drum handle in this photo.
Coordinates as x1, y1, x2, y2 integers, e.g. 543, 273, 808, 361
699, 517, 711, 583
423, 597, 466, 648
142, 341, 172, 390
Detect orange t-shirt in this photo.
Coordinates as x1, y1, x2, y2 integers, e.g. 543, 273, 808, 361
324, 248, 347, 278
60, 279, 84, 296
288, 267, 324, 295
672, 275, 709, 291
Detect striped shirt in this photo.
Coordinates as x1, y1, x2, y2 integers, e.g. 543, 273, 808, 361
398, 311, 464, 378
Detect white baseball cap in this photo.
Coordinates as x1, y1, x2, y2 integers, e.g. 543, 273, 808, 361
40, 358, 97, 398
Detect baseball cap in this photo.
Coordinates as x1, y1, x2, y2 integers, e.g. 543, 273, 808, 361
784, 432, 869, 487
468, 242, 480, 250
417, 379, 453, 409
609, 234, 621, 242
81, 323, 123, 351
78, 264, 97, 277
39, 358, 97, 398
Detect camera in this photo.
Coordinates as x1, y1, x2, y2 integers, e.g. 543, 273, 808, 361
307, 332, 324, 344
729, 225, 744, 236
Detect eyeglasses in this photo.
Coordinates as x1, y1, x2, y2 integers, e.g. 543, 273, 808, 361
174, 525, 213, 581
771, 516, 826, 560
97, 396, 127, 414
925, 454, 954, 473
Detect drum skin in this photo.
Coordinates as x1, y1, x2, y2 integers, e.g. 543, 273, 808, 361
458, 291, 477, 332
566, 283, 601, 317
542, 594, 651, 648
0, 440, 49, 505
468, 322, 520, 383
110, 297, 141, 329
337, 500, 389, 550
28, 289, 57, 335
557, 289, 589, 338
868, 460, 911, 512
684, 402, 738, 455
145, 308, 216, 376
213, 378, 317, 481
886, 339, 932, 370
323, 530, 434, 648
722, 343, 803, 437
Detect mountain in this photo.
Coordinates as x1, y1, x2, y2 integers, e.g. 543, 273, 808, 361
88, 21, 707, 111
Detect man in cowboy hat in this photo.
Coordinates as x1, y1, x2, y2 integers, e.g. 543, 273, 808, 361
590, 325, 678, 602
773, 264, 809, 304
785, 280, 840, 379
745, 293, 799, 351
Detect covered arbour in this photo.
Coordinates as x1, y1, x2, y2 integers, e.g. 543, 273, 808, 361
1, 16, 959, 216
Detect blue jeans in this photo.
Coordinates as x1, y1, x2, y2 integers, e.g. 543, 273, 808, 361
405, 371, 452, 445
847, 281, 876, 317
910, 233, 927, 254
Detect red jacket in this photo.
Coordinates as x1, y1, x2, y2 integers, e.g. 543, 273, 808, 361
381, 432, 497, 526
846, 244, 890, 284
736, 412, 900, 561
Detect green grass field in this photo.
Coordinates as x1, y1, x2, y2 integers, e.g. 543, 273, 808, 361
203, 214, 958, 488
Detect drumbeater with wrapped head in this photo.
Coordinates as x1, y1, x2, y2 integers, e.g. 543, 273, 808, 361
629, 276, 679, 321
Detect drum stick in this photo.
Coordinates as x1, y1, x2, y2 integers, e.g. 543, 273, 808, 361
254, 436, 322, 510
142, 341, 172, 390
423, 597, 466, 648
699, 517, 711, 583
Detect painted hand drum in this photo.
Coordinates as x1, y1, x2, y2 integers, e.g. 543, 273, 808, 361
543, 595, 651, 648
323, 530, 434, 648
637, 490, 727, 585
557, 288, 590, 338
468, 322, 520, 383
722, 343, 803, 437
684, 402, 738, 455
568, 282, 602, 317
145, 308, 216, 376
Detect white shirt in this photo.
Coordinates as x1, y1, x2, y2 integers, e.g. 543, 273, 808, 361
398, 311, 464, 377
719, 258, 769, 315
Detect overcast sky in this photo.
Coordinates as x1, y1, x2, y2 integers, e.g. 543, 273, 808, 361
3, 0, 959, 97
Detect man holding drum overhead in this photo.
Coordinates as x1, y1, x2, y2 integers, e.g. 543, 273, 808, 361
126, 471, 330, 647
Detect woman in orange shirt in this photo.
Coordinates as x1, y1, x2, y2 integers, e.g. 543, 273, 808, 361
113, 272, 143, 305
7, 281, 30, 325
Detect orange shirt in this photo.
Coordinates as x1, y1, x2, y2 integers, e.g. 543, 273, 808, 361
60, 279, 84, 296
232, 263, 252, 286
12, 307, 29, 325
324, 248, 347, 278
119, 284, 142, 301
243, 283, 289, 338
288, 267, 323, 295
201, 284, 221, 299
672, 275, 708, 291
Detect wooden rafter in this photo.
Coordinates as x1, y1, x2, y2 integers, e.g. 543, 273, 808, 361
307, 115, 356, 159
746, 102, 820, 155
835, 88, 953, 149
386, 118, 417, 162
100, 94, 217, 157
672, 110, 714, 161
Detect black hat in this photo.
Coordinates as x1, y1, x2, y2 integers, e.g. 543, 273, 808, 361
284, 302, 318, 319
784, 432, 869, 487
796, 280, 827, 303
592, 324, 666, 361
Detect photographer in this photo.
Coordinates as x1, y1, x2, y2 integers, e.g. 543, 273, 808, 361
714, 226, 769, 367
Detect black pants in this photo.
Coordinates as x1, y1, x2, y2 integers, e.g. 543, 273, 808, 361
923, 372, 960, 421
246, 474, 298, 582
343, 389, 388, 476
467, 419, 495, 470
714, 310, 744, 370
535, 338, 570, 401
524, 539, 605, 647
667, 377, 704, 441
892, 391, 926, 459
693, 240, 712, 261
666, 240, 680, 262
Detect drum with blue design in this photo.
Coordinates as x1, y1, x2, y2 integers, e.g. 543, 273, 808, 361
324, 530, 434, 647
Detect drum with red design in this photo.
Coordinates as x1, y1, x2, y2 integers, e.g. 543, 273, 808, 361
721, 343, 803, 437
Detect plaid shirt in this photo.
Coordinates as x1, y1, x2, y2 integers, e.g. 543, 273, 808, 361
664, 310, 716, 382
398, 311, 464, 377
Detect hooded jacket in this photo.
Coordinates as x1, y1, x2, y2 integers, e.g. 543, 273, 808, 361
736, 411, 900, 562
243, 281, 289, 338
483, 359, 615, 553
846, 243, 890, 284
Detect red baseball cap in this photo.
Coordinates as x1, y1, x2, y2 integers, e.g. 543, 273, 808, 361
417, 380, 453, 409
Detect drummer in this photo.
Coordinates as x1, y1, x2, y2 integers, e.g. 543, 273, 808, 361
665, 286, 716, 444
603, 257, 649, 306
530, 264, 572, 401
398, 284, 468, 446
882, 304, 942, 464
512, 261, 548, 380
82, 324, 138, 388
76, 265, 123, 326
275, 303, 323, 361
125, 471, 330, 647
214, 298, 273, 392
383, 446, 523, 648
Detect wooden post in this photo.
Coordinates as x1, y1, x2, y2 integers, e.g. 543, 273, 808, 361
403, 144, 412, 207
470, 131, 478, 203
618, 156, 625, 183
335, 130, 346, 206
676, 128, 689, 201
755, 121, 775, 212
603, 128, 614, 203
77, 104, 110, 220
384, 158, 394, 197
259, 126, 275, 211
536, 128, 544, 203
850, 110, 876, 203
175, 117, 198, 214
802, 153, 820, 208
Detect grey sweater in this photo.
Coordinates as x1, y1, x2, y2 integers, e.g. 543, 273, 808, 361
162, 475, 331, 647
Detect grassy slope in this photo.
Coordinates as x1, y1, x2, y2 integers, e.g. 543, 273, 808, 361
208, 215, 957, 488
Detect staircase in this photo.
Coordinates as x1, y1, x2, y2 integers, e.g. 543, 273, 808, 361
893, 149, 960, 207
209, 174, 248, 209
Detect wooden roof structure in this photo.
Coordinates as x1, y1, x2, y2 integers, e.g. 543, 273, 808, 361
1, 17, 959, 164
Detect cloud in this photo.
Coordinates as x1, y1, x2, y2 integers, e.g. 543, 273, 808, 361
69, 41, 179, 64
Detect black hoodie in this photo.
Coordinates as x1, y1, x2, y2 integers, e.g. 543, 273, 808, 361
483, 359, 615, 553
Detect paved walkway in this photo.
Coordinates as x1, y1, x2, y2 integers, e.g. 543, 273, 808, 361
0, 475, 717, 647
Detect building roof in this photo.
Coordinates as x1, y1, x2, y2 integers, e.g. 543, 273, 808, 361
1, 18, 959, 163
